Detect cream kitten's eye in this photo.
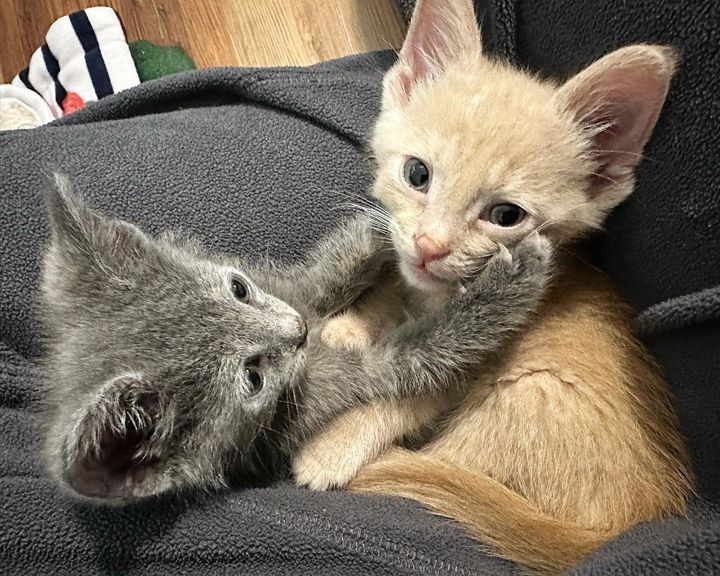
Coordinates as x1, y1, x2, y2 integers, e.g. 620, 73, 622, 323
486, 204, 526, 227
403, 157, 431, 192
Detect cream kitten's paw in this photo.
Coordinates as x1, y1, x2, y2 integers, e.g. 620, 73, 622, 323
321, 314, 372, 351
293, 439, 371, 490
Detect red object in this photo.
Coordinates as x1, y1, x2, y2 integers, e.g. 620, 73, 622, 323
62, 92, 85, 115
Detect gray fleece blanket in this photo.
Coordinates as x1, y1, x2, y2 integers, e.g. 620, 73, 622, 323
1, 27, 718, 576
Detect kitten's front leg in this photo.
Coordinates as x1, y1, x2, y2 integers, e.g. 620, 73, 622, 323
252, 215, 392, 317
295, 235, 553, 435
377, 235, 553, 397
291, 239, 549, 489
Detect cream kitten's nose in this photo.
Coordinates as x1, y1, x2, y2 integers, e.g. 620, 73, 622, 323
414, 234, 450, 264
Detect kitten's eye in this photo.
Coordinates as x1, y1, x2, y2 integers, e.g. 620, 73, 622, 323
486, 204, 526, 227
245, 367, 263, 395
403, 157, 431, 192
231, 278, 249, 302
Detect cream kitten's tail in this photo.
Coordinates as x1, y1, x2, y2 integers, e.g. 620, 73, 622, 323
349, 448, 613, 575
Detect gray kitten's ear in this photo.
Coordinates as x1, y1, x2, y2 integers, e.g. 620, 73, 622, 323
384, 0, 481, 108
61, 374, 175, 503
44, 174, 151, 272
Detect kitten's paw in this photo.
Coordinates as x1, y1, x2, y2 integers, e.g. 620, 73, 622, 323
474, 234, 553, 292
509, 233, 553, 275
293, 441, 369, 491
321, 315, 372, 351
341, 214, 392, 264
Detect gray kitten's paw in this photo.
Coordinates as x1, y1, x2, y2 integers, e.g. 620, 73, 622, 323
507, 233, 554, 278
344, 214, 389, 250
463, 234, 553, 298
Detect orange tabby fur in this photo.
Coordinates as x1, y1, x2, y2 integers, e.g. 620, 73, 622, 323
350, 257, 690, 573
293, 1, 692, 573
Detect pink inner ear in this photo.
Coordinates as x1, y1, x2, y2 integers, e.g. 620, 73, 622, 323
589, 100, 648, 184
560, 49, 675, 193
384, 0, 481, 107
395, 68, 415, 104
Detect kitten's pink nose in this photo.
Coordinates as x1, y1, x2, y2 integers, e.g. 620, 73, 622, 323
414, 234, 450, 264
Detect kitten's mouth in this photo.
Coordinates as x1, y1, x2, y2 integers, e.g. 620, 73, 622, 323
412, 262, 438, 281
404, 259, 451, 287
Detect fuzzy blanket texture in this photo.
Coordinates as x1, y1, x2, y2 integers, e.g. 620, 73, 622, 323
2, 0, 719, 573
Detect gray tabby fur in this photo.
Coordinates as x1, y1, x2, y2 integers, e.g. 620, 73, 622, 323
40, 175, 552, 504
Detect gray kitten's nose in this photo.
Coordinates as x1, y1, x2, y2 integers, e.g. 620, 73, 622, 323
296, 318, 308, 348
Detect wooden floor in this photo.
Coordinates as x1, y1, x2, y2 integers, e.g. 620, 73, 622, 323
0, 0, 406, 83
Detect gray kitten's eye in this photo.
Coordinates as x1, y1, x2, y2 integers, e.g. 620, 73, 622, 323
403, 157, 431, 192
245, 367, 263, 395
231, 278, 249, 302
485, 203, 526, 227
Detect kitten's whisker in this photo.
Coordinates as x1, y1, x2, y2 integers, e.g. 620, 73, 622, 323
290, 386, 301, 415
519, 197, 606, 241
458, 260, 492, 278
593, 149, 655, 163
452, 250, 498, 279
336, 201, 394, 231
277, 398, 306, 409
245, 411, 286, 450
331, 189, 380, 209
554, 244, 607, 276
589, 172, 620, 186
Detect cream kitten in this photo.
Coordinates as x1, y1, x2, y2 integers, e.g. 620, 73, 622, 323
294, 0, 691, 573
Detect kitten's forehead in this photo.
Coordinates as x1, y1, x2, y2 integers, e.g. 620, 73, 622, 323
375, 61, 589, 210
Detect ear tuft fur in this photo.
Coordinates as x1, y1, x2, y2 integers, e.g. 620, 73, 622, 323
61, 374, 174, 503
44, 172, 96, 248
44, 173, 153, 277
384, 0, 481, 108
555, 45, 677, 208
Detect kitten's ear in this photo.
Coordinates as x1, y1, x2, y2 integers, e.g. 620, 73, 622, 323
61, 374, 175, 502
555, 45, 677, 208
383, 0, 481, 108
44, 173, 151, 271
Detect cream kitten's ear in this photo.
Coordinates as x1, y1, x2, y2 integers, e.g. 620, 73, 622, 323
555, 45, 677, 208
384, 0, 481, 108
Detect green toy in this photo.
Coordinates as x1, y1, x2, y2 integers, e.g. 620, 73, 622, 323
129, 40, 196, 82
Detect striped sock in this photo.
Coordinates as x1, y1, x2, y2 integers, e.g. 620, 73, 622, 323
11, 7, 139, 117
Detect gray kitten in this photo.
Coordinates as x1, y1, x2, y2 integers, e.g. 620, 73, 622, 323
40, 175, 551, 504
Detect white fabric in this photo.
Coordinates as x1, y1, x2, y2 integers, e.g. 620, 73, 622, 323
11, 7, 139, 118
0, 84, 55, 130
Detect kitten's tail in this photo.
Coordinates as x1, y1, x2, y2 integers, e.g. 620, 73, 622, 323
349, 448, 614, 575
